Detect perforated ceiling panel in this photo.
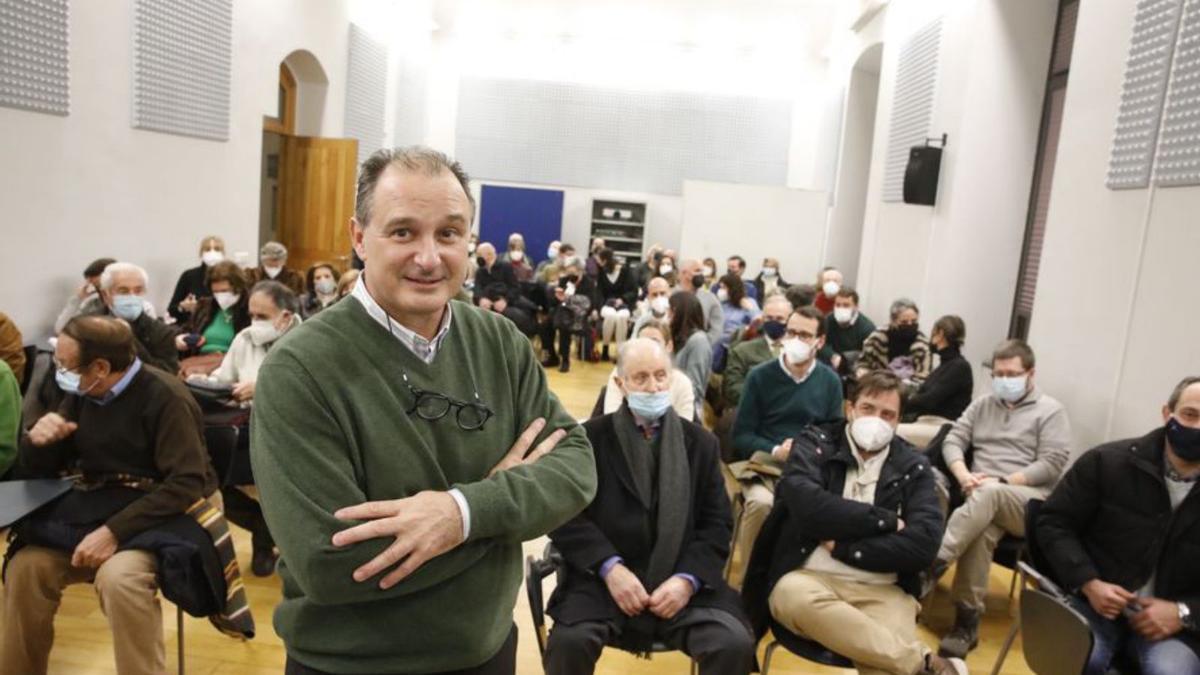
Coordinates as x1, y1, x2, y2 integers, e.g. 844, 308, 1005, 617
1155, 0, 1200, 186
455, 78, 791, 195
393, 58, 428, 148
0, 0, 69, 116
344, 25, 388, 166
1107, 0, 1183, 189
882, 19, 941, 203
132, 0, 232, 141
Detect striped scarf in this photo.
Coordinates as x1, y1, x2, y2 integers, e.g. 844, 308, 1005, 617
186, 496, 255, 638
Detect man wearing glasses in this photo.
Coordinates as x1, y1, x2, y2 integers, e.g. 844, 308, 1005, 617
726, 306, 845, 589
251, 147, 597, 675
925, 339, 1072, 660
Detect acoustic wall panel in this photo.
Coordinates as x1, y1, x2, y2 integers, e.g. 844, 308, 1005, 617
455, 78, 792, 195
344, 24, 388, 166
1155, 0, 1200, 186
393, 57, 428, 147
1106, 0, 1183, 189
882, 19, 941, 203
132, 0, 232, 141
0, 0, 69, 116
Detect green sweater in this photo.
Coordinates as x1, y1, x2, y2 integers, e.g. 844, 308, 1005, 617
0, 361, 19, 475
732, 357, 844, 460
251, 298, 596, 674
722, 337, 775, 407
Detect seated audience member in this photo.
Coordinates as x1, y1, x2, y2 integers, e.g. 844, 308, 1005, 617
785, 283, 818, 312
601, 319, 695, 420
753, 257, 790, 302
480, 282, 537, 337
300, 262, 340, 318
857, 298, 932, 392
743, 371, 964, 675
0, 311, 26, 389
585, 237, 607, 279
84, 262, 179, 374
725, 255, 757, 303
722, 294, 794, 410
669, 292, 712, 420
175, 261, 251, 376
54, 257, 117, 333
714, 274, 762, 371
701, 257, 719, 290
472, 242, 520, 306
678, 259, 724, 346
535, 240, 563, 282
656, 252, 679, 288
545, 338, 755, 675
542, 257, 594, 373
632, 244, 665, 290
336, 268, 360, 299
169, 235, 225, 325
814, 266, 843, 315
822, 286, 876, 373
727, 306, 844, 589
631, 276, 672, 337
897, 316, 972, 448
245, 241, 305, 295
0, 360, 18, 475
1036, 376, 1200, 675
926, 339, 1071, 658
202, 280, 299, 576
0, 316, 224, 675
500, 232, 534, 282
595, 248, 638, 361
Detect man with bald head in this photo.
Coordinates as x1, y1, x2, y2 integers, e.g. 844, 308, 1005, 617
472, 241, 520, 310
545, 338, 753, 674
632, 276, 672, 337
678, 259, 724, 346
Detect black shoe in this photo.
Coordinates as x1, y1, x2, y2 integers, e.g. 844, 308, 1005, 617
601, 345, 610, 362
938, 603, 980, 658
251, 548, 279, 577
541, 356, 560, 368
559, 360, 570, 373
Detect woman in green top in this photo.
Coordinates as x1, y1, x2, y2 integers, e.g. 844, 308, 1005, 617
176, 261, 250, 369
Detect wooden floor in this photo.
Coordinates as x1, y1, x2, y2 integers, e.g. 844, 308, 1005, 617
6, 359, 1034, 674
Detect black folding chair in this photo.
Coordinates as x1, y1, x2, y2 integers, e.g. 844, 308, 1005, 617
525, 543, 697, 674
761, 618, 854, 673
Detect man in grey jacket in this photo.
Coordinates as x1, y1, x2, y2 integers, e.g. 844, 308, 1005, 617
928, 339, 1072, 659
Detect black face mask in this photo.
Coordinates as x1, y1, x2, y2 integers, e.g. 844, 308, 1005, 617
1167, 417, 1200, 462
477, 256, 487, 268
890, 324, 918, 342
559, 275, 579, 287
691, 274, 706, 289
762, 320, 787, 341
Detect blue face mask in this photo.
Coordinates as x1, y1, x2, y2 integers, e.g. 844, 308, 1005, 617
55, 368, 81, 394
111, 294, 144, 321
762, 320, 787, 341
992, 375, 1028, 403
627, 390, 672, 421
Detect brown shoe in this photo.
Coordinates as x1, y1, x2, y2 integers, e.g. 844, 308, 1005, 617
923, 654, 968, 675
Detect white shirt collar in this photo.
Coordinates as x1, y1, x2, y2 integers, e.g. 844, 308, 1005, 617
778, 352, 818, 384
351, 275, 452, 364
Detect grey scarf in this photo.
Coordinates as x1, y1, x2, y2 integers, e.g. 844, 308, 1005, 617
613, 405, 691, 648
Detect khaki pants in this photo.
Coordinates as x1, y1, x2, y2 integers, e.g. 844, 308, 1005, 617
770, 570, 927, 675
937, 482, 1044, 610
725, 480, 775, 590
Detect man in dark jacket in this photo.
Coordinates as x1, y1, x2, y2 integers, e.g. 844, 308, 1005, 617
545, 338, 754, 674
472, 242, 520, 306
1035, 376, 1200, 674
742, 371, 965, 675
85, 262, 180, 373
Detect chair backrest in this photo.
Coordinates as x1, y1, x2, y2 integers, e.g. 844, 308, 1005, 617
769, 619, 853, 668
590, 384, 607, 419
19, 345, 37, 396
1021, 587, 1093, 675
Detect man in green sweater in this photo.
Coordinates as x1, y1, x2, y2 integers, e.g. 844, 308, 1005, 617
726, 306, 844, 589
251, 147, 597, 675
715, 293, 792, 461
819, 286, 876, 373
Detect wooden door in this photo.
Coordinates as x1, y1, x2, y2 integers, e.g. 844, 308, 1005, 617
277, 136, 359, 276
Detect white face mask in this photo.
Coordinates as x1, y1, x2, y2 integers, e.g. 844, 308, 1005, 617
649, 295, 670, 316
547, 246, 560, 260
833, 307, 855, 325
201, 250, 224, 266
850, 415, 895, 452
762, 266, 778, 278
822, 281, 840, 297
783, 338, 813, 365
564, 282, 576, 297
214, 292, 240, 310
314, 278, 337, 296
263, 265, 283, 279
659, 263, 673, 275
717, 288, 729, 303
510, 250, 524, 262
247, 319, 282, 346
702, 265, 714, 278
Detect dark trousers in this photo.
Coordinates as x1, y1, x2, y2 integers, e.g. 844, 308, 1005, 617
285, 624, 517, 675
544, 612, 754, 675
220, 486, 274, 552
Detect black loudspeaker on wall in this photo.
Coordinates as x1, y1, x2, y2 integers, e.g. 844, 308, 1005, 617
903, 145, 943, 206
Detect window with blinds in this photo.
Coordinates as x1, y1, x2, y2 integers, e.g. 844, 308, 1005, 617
1010, 0, 1079, 340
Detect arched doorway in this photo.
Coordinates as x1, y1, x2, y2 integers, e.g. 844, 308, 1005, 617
258, 50, 358, 276
826, 43, 883, 286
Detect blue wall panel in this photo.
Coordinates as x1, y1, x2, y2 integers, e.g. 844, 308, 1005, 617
479, 185, 564, 267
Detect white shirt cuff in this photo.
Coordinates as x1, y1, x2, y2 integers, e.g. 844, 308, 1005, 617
448, 488, 471, 540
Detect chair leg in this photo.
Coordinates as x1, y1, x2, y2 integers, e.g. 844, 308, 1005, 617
691, 658, 698, 675
723, 493, 745, 583
989, 612, 1020, 675
177, 605, 185, 675
762, 641, 779, 675
1008, 565, 1020, 613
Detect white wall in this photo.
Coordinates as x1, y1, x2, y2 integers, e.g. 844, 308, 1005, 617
824, 55, 880, 284
0, 0, 353, 340
1028, 0, 1200, 449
